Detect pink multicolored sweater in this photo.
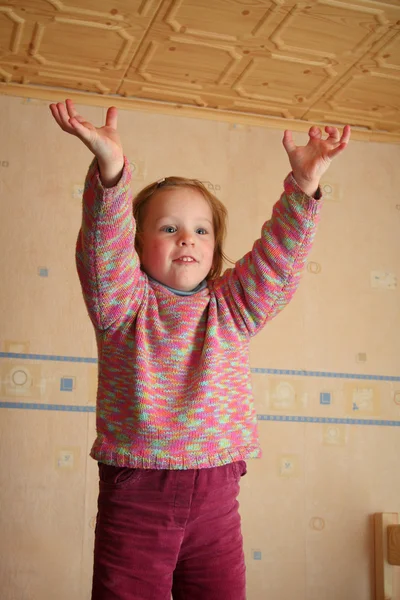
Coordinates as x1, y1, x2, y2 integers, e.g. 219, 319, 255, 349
76, 157, 322, 469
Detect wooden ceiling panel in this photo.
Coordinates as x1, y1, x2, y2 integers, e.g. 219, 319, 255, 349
120, 80, 208, 107
0, 0, 161, 19
321, 69, 400, 133
270, 1, 389, 58
0, 0, 161, 85
18, 67, 120, 94
1, 0, 400, 142
233, 55, 335, 106
163, 0, 285, 42
31, 19, 134, 72
372, 29, 400, 70
127, 37, 241, 87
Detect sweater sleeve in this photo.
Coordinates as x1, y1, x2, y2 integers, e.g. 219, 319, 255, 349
75, 156, 145, 331
213, 173, 323, 337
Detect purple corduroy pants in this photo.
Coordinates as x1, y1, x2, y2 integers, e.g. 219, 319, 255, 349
91, 460, 247, 600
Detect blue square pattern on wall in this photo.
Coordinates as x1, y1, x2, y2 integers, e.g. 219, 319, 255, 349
320, 392, 331, 405
60, 377, 74, 392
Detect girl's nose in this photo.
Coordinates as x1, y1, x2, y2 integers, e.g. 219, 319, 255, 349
179, 231, 194, 245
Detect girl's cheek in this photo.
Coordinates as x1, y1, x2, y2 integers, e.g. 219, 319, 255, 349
153, 240, 170, 258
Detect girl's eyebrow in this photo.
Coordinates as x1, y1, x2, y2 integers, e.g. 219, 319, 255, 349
155, 216, 213, 225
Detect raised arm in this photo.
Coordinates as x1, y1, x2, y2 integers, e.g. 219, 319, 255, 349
214, 125, 351, 336
50, 100, 144, 330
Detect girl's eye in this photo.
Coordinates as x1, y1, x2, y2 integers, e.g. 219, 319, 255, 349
196, 228, 208, 235
161, 226, 177, 233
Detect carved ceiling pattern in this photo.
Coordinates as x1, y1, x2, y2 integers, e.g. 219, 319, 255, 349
1, 0, 400, 141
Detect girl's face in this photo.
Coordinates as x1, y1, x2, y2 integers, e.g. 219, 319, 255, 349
140, 186, 215, 292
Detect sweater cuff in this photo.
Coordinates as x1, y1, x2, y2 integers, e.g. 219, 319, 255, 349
86, 155, 132, 191
284, 172, 323, 215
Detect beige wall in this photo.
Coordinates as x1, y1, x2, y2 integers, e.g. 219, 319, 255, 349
1, 93, 399, 600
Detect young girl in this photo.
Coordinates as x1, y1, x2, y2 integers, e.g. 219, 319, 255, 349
50, 100, 350, 600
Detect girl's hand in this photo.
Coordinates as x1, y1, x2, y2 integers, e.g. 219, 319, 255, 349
282, 125, 351, 196
49, 99, 124, 186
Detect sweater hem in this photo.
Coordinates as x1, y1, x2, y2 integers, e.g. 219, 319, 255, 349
90, 443, 261, 469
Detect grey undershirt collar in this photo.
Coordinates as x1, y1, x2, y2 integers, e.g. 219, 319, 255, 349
148, 275, 207, 296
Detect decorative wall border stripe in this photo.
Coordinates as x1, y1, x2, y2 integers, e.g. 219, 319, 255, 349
1, 352, 399, 381
251, 367, 400, 382
257, 415, 400, 426
1, 401, 399, 427
0, 352, 97, 364
0, 402, 95, 412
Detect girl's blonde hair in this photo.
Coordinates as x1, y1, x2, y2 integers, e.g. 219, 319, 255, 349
132, 176, 230, 280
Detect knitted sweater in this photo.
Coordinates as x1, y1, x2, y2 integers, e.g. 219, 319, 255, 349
76, 157, 323, 469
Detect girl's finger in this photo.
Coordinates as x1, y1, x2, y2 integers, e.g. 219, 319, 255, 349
325, 126, 340, 142
309, 126, 322, 139
282, 130, 296, 154
65, 98, 78, 120
50, 103, 75, 134
49, 104, 63, 128
56, 102, 74, 131
105, 106, 118, 130
339, 124, 351, 145
65, 99, 93, 131
327, 141, 348, 160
